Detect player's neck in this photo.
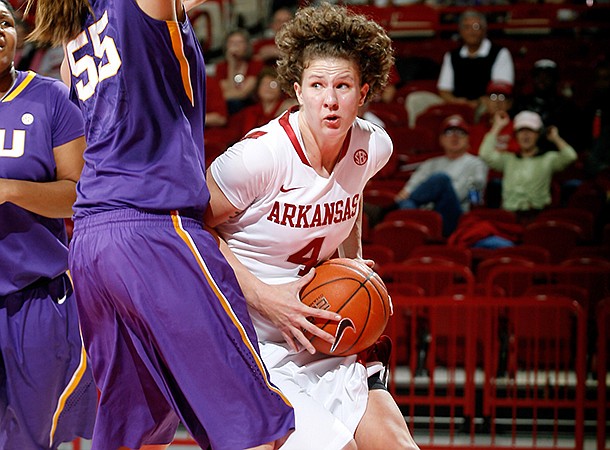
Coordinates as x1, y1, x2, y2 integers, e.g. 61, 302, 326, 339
0, 66, 17, 99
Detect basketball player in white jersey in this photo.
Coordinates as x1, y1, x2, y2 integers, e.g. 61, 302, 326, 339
204, 4, 420, 449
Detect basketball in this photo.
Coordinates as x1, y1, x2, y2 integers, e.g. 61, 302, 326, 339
300, 258, 392, 356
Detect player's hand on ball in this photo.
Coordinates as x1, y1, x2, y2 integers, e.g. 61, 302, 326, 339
253, 268, 341, 354
360, 259, 375, 268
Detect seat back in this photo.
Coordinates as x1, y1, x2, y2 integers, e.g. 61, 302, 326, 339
523, 220, 584, 263
383, 209, 444, 242
371, 220, 431, 262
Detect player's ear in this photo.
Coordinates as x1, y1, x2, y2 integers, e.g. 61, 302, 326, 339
294, 82, 303, 105
359, 83, 369, 106
60, 51, 71, 88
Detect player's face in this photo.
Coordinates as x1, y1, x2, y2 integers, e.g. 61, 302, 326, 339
294, 57, 369, 140
0, 4, 17, 80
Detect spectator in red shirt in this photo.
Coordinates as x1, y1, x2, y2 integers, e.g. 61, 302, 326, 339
470, 80, 516, 154
238, 67, 296, 137
252, 7, 294, 65
216, 28, 264, 114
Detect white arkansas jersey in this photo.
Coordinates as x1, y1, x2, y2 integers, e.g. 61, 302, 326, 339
211, 108, 391, 283
210, 108, 392, 342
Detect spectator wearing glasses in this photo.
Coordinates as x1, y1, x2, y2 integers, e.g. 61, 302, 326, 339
470, 80, 517, 154
470, 80, 518, 208
394, 115, 489, 236
437, 10, 514, 112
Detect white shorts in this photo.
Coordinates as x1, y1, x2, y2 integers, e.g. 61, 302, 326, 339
260, 341, 383, 450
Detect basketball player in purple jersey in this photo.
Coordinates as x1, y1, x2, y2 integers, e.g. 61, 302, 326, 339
205, 4, 420, 449
0, 1, 97, 448
24, 1, 310, 449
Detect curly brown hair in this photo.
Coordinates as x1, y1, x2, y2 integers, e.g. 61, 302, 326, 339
25, 0, 93, 47
275, 2, 394, 102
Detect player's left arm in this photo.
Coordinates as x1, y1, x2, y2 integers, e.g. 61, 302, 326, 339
0, 136, 85, 218
338, 196, 364, 260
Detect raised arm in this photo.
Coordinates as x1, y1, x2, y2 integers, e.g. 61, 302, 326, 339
136, 0, 208, 21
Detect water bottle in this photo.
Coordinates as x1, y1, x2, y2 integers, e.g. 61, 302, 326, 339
468, 178, 481, 207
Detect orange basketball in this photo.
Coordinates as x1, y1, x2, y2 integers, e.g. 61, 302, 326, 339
300, 258, 392, 356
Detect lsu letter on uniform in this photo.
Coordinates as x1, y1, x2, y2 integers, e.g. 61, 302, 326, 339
210, 107, 393, 449
64, 1, 294, 449
0, 70, 97, 449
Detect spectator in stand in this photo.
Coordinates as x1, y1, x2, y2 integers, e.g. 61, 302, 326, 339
513, 59, 585, 150
216, 28, 264, 115
205, 77, 228, 128
437, 10, 514, 112
470, 80, 517, 208
394, 115, 489, 236
584, 58, 610, 177
238, 66, 297, 137
252, 7, 294, 65
479, 110, 578, 224
374, 64, 401, 104
204, 76, 232, 165
470, 80, 516, 151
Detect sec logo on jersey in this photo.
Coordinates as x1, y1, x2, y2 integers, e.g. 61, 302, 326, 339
353, 149, 367, 166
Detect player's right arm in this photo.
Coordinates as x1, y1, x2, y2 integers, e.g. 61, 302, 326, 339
204, 169, 340, 353
0, 136, 85, 218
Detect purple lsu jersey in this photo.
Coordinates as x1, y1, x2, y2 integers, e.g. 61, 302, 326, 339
0, 71, 85, 296
67, 0, 209, 218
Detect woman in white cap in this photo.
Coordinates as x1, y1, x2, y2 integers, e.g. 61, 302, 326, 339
479, 110, 577, 224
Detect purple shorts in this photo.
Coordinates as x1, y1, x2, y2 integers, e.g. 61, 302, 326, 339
69, 209, 294, 450
0, 274, 97, 449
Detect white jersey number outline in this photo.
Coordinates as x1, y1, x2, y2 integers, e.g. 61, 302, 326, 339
66, 11, 122, 102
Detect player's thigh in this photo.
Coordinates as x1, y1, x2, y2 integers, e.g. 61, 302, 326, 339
276, 379, 354, 450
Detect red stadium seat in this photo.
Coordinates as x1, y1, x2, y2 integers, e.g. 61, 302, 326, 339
535, 208, 596, 243
479, 244, 552, 265
383, 209, 444, 242
477, 256, 537, 297
384, 258, 474, 296
409, 244, 472, 268
372, 220, 431, 262
522, 220, 584, 264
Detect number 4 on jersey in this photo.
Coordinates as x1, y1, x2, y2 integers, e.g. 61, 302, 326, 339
287, 237, 325, 276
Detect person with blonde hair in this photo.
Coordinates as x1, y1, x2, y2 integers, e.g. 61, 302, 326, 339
205, 3, 420, 449
24, 0, 297, 449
